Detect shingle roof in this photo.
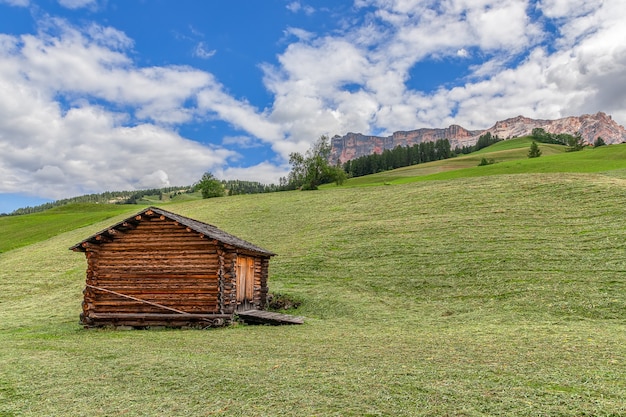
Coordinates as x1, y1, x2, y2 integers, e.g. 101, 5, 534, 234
69, 206, 276, 256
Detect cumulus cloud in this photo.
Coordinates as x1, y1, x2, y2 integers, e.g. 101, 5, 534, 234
0, 18, 270, 199
15, 22, 217, 125
218, 161, 290, 185
0, 93, 237, 198
196, 88, 284, 143
260, 0, 550, 142
440, 0, 626, 127
538, 0, 597, 19
2, 0, 626, 202
261, 0, 626, 138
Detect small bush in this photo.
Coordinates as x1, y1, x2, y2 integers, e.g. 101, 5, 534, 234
594, 137, 606, 148
267, 293, 302, 310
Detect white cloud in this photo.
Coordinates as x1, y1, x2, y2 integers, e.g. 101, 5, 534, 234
368, 0, 543, 65
283, 27, 315, 42
452, 0, 626, 127
0, 19, 269, 199
260, 0, 626, 139
58, 0, 97, 10
138, 169, 171, 189
286, 1, 315, 15
218, 161, 290, 185
86, 23, 134, 50
3, 0, 626, 202
538, 0, 597, 19
257, 0, 554, 145
0, 88, 237, 198
14, 20, 214, 125
222, 135, 263, 148
196, 87, 284, 144
0, 0, 29, 6
194, 41, 216, 59
286, 1, 301, 13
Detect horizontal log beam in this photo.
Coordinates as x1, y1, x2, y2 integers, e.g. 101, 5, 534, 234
91, 242, 217, 251
88, 313, 232, 319
91, 273, 219, 280
85, 305, 218, 313
85, 285, 219, 292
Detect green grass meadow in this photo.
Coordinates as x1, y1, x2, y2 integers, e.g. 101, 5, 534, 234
1, 143, 626, 416
345, 140, 626, 187
0, 204, 137, 254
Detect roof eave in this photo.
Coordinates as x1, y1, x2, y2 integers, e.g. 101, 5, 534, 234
69, 206, 277, 256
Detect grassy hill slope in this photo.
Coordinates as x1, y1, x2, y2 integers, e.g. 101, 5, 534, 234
345, 140, 626, 186
0, 203, 141, 253
1, 171, 625, 416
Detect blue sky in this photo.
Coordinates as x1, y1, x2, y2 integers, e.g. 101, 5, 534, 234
1, 0, 625, 213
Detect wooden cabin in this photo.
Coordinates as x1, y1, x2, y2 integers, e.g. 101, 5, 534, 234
70, 207, 275, 328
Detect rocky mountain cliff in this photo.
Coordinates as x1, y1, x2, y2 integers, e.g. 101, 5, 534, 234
330, 112, 626, 164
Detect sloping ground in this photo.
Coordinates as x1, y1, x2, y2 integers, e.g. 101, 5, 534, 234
1, 172, 625, 416
344, 140, 626, 186
0, 203, 138, 253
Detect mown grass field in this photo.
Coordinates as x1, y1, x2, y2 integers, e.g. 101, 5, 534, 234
345, 140, 626, 186
0, 204, 137, 254
1, 143, 625, 416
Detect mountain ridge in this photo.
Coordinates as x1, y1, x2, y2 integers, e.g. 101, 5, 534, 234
330, 112, 626, 164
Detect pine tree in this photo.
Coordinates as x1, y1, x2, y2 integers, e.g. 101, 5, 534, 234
528, 141, 542, 158
594, 137, 606, 148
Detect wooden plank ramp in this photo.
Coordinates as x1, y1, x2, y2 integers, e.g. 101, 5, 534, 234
237, 310, 304, 325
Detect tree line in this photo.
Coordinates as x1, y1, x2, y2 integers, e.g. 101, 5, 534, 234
195, 136, 348, 197
454, 131, 502, 154
4, 179, 283, 216
343, 138, 451, 177
531, 128, 589, 151
193, 174, 282, 198
3, 188, 190, 216
14, 129, 593, 214
343, 132, 501, 178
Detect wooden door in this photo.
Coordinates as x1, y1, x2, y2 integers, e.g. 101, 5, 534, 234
236, 256, 255, 309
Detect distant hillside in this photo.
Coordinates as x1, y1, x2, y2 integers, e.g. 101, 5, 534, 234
330, 112, 626, 164
4, 187, 191, 216
5, 180, 280, 216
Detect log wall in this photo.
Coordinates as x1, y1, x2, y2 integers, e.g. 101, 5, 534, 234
78, 213, 272, 328
83, 217, 222, 326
